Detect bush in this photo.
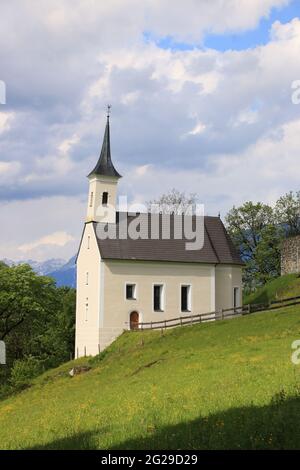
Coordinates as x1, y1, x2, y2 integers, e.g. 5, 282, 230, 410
10, 356, 44, 389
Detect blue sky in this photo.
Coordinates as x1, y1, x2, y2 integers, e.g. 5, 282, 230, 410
144, 0, 299, 51
0, 0, 300, 261
204, 0, 299, 51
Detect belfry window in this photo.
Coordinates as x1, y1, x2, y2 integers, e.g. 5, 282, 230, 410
102, 192, 108, 205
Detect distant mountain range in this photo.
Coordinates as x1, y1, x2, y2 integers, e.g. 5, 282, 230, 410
2, 256, 76, 288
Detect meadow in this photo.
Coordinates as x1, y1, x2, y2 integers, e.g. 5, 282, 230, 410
1, 305, 300, 449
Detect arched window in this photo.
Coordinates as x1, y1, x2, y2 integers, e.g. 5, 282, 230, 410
102, 192, 108, 205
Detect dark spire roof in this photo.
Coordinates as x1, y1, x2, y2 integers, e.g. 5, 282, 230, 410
88, 115, 122, 179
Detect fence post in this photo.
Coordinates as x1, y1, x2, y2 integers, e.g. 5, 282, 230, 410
221, 309, 224, 320
98, 343, 100, 355
84, 346, 86, 357
180, 317, 183, 326
190, 315, 193, 326
248, 304, 251, 314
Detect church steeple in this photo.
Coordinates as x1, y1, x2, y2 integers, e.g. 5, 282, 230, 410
86, 109, 120, 224
88, 108, 121, 179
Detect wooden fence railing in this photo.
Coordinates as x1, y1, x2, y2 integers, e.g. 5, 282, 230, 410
128, 294, 300, 332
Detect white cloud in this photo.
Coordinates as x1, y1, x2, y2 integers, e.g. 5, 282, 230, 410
233, 109, 259, 126
186, 121, 207, 136
271, 17, 300, 40
121, 91, 140, 105
58, 134, 80, 155
0, 196, 86, 261
0, 160, 21, 179
134, 164, 152, 177
143, 0, 290, 41
0, 1, 299, 261
123, 117, 300, 216
19, 231, 75, 253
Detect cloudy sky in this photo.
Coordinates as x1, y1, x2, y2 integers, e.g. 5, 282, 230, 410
0, 0, 300, 262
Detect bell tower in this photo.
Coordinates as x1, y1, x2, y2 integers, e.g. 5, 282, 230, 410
86, 107, 121, 224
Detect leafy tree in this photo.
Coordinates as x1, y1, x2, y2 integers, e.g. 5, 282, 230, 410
0, 264, 76, 387
255, 224, 283, 285
275, 191, 300, 236
225, 202, 284, 291
35, 287, 76, 365
147, 188, 198, 214
0, 263, 57, 342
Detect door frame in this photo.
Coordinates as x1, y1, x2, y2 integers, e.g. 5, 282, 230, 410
128, 310, 143, 330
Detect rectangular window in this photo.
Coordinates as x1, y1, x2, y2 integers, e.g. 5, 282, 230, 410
233, 287, 240, 309
126, 284, 136, 300
102, 192, 108, 205
153, 284, 164, 311
181, 285, 191, 312
89, 192, 94, 207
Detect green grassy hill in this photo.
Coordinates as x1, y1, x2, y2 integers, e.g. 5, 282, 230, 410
245, 273, 300, 305
1, 306, 300, 450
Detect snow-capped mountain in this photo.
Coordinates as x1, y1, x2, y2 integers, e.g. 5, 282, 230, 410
1, 256, 76, 288
47, 255, 76, 288
2, 258, 66, 275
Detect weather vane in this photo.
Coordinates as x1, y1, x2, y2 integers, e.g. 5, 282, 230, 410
107, 104, 111, 118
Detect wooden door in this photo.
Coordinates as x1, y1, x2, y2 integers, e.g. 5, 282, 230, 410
130, 311, 139, 330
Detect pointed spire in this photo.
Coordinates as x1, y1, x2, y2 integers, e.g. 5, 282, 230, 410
88, 107, 122, 179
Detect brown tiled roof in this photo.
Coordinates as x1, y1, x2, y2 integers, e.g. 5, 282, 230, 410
91, 213, 243, 266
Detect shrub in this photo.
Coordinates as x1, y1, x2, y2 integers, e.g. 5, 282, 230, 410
10, 356, 44, 389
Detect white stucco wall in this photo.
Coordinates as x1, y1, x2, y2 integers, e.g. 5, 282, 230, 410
102, 260, 214, 329
86, 175, 118, 224
75, 223, 101, 357
215, 265, 243, 311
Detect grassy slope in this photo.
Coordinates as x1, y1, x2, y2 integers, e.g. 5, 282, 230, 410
244, 273, 300, 305
1, 307, 300, 449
